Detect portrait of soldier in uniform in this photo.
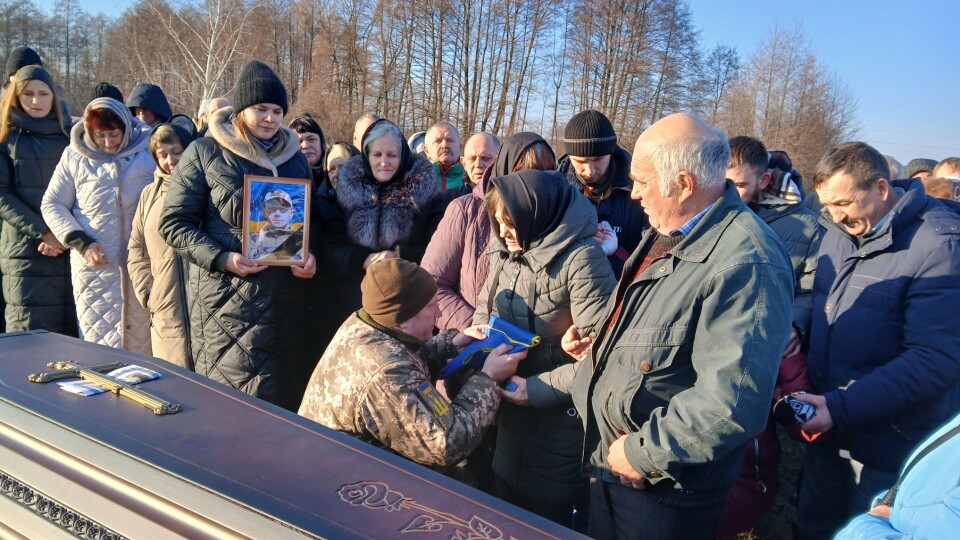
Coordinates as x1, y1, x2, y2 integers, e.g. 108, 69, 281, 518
242, 177, 311, 265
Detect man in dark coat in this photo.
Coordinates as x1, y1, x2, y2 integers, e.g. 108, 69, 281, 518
558, 109, 647, 277
794, 142, 960, 539
506, 113, 795, 539
126, 83, 173, 126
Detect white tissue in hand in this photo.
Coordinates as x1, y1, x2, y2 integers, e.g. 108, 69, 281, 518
597, 221, 618, 256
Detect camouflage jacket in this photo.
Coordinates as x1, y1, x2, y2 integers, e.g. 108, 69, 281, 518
298, 312, 500, 468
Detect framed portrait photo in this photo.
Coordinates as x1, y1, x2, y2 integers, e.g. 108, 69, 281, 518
242, 175, 311, 266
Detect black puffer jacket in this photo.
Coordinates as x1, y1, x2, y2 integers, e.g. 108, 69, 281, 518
558, 147, 648, 277
158, 108, 312, 409
0, 109, 77, 335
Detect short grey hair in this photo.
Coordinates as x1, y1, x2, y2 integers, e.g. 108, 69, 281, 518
363, 121, 403, 155
650, 129, 730, 196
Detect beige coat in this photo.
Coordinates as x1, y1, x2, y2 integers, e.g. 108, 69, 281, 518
128, 171, 192, 368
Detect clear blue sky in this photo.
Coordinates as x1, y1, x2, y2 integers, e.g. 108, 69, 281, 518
37, 0, 959, 165
686, 0, 960, 165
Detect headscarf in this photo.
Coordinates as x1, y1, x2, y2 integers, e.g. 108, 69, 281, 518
359, 118, 415, 185
489, 169, 575, 251
148, 122, 197, 173
490, 132, 552, 179
83, 97, 135, 154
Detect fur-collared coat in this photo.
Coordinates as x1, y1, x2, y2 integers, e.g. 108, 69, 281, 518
335, 153, 440, 256
320, 153, 441, 322
158, 107, 313, 409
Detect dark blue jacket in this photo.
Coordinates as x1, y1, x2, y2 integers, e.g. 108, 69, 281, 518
558, 147, 648, 277
126, 83, 172, 123
808, 180, 960, 472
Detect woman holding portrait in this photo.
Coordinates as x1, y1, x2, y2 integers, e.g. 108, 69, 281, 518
158, 60, 318, 410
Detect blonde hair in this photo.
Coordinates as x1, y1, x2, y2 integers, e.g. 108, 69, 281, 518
0, 71, 69, 143
234, 111, 289, 159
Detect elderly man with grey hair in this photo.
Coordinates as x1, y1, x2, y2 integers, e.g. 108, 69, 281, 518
503, 113, 795, 539
425, 122, 465, 191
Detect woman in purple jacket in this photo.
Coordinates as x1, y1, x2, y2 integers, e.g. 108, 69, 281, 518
421, 132, 557, 331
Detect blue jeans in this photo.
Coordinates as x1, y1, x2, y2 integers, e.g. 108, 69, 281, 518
795, 440, 899, 540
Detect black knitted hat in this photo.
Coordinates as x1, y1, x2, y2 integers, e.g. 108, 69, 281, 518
91, 82, 123, 103
563, 110, 617, 157
6, 46, 42, 79
233, 60, 288, 114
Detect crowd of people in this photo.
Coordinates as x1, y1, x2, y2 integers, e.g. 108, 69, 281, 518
2, 48, 959, 539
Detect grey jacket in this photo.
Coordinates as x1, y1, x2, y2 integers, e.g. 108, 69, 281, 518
528, 183, 795, 493
753, 195, 823, 341
474, 173, 617, 504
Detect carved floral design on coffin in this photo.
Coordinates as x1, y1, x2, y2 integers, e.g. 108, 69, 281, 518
339, 481, 519, 539
0, 468, 128, 540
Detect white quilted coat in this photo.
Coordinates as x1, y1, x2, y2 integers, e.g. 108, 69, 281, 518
41, 99, 154, 355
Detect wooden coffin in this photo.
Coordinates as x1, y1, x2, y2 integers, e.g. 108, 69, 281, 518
0, 330, 581, 539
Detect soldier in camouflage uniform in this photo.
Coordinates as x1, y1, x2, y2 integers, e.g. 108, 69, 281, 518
248, 189, 303, 261
298, 258, 523, 468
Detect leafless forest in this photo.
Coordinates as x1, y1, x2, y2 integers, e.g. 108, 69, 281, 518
1, 0, 859, 179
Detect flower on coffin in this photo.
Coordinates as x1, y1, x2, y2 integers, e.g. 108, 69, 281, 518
338, 481, 406, 512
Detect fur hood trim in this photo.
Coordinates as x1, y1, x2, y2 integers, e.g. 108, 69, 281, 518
207, 107, 301, 176
335, 153, 439, 250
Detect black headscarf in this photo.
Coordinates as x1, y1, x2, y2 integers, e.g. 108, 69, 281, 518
490, 132, 553, 179
359, 118, 415, 185
288, 113, 327, 157
490, 169, 574, 251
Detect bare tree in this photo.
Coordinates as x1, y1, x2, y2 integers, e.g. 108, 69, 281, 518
146, 0, 261, 101
701, 44, 740, 124
716, 24, 860, 177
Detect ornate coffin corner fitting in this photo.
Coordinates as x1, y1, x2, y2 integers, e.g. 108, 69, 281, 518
0, 468, 126, 540
338, 481, 518, 540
